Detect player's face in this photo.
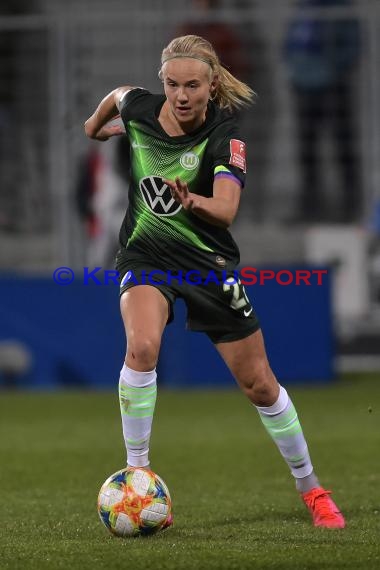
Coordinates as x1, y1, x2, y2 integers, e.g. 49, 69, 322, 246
162, 58, 217, 129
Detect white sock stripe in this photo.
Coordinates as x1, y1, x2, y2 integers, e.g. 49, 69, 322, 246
120, 364, 157, 387
121, 363, 155, 376
256, 385, 289, 416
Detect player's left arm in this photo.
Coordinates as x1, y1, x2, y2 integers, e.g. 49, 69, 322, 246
84, 86, 133, 141
164, 176, 241, 229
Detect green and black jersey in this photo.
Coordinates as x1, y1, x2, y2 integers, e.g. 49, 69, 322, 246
119, 88, 247, 274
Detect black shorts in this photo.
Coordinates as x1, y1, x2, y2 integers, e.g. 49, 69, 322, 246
115, 249, 260, 344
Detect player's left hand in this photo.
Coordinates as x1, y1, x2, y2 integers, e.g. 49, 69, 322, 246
164, 177, 195, 211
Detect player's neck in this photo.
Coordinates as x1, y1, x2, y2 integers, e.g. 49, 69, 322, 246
159, 101, 206, 136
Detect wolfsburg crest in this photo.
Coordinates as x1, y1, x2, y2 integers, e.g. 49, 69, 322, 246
180, 151, 199, 170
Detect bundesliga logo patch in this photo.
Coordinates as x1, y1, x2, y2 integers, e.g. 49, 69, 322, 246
229, 139, 246, 173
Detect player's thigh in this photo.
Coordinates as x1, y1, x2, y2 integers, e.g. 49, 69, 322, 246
120, 285, 169, 345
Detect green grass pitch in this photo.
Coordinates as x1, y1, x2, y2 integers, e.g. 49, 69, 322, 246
0, 374, 379, 570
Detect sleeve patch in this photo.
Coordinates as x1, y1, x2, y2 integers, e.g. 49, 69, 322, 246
229, 139, 246, 173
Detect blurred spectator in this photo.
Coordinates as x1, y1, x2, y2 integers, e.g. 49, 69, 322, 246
175, 0, 251, 82
173, 0, 274, 221
284, 0, 361, 223
0, 1, 30, 231
0, 0, 47, 232
231, 0, 276, 222
76, 134, 130, 268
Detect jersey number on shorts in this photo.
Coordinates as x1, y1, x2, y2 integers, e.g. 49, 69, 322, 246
223, 278, 251, 311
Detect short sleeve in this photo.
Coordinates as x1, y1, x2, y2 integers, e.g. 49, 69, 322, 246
119, 88, 151, 124
212, 126, 247, 189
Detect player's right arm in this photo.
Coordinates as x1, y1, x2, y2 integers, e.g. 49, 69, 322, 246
84, 86, 135, 141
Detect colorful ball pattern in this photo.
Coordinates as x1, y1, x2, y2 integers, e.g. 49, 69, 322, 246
97, 467, 172, 537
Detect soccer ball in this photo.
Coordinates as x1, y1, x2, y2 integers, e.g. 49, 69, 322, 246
97, 467, 172, 537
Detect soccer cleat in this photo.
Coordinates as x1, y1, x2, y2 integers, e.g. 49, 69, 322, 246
301, 487, 345, 529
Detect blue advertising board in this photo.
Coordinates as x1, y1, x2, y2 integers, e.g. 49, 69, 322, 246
0, 267, 334, 389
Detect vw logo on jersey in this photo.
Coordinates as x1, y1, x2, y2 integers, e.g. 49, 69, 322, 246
180, 151, 199, 171
139, 176, 182, 216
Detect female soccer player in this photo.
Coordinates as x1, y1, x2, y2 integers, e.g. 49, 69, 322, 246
84, 35, 344, 529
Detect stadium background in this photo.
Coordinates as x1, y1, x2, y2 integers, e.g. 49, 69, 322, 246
1, 0, 380, 388
0, 2, 379, 569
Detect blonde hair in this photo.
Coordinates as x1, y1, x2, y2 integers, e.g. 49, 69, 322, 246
159, 35, 255, 112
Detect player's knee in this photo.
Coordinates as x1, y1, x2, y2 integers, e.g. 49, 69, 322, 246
127, 336, 160, 370
250, 379, 278, 406
240, 359, 277, 406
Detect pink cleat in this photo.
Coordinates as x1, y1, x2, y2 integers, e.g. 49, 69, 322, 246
301, 487, 345, 529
